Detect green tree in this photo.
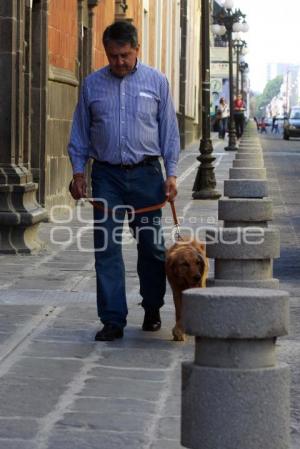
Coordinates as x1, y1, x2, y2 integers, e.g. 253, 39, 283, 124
254, 75, 283, 118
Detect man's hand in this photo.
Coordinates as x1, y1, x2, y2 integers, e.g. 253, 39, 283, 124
165, 176, 177, 202
70, 173, 87, 200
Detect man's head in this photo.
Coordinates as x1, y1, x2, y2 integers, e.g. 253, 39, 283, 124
103, 21, 139, 78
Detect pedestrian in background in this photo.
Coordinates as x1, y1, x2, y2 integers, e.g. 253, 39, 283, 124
272, 116, 279, 134
260, 117, 267, 134
233, 94, 245, 139
68, 21, 180, 341
217, 97, 229, 139
253, 116, 259, 131
212, 105, 221, 132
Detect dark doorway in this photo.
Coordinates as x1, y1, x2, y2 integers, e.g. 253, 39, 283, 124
30, 0, 48, 205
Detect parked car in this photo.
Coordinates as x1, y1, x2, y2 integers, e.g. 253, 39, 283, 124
283, 107, 300, 140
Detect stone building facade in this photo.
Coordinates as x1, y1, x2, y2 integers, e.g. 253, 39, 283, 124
0, 0, 202, 253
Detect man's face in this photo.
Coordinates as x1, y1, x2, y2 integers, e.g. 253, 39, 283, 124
105, 41, 139, 78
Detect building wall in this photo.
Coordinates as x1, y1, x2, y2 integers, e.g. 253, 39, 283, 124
148, 0, 156, 67
46, 0, 79, 209
0, 0, 203, 212
184, 0, 201, 145
48, 0, 77, 71
186, 0, 200, 120
45, 0, 203, 207
172, 0, 181, 111
44, 0, 117, 209
94, 0, 115, 69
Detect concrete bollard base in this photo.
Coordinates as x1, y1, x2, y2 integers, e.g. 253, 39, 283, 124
207, 277, 280, 288
182, 362, 290, 449
181, 288, 290, 449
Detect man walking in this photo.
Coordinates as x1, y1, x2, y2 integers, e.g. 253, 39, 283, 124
68, 21, 180, 341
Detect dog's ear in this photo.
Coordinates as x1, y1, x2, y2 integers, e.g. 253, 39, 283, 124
166, 252, 176, 268
166, 253, 180, 277
191, 240, 206, 254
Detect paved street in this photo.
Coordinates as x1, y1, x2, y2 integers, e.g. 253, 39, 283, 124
0, 131, 299, 448
261, 131, 300, 447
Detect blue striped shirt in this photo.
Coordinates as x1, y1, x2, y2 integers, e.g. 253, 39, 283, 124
68, 61, 180, 177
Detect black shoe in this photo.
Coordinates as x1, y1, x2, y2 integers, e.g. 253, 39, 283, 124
142, 309, 161, 332
94, 324, 123, 341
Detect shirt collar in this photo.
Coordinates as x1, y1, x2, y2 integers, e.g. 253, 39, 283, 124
107, 59, 140, 78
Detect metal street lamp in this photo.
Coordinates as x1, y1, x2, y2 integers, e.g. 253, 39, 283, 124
192, 0, 221, 200
233, 38, 247, 97
239, 60, 249, 102
212, 1, 248, 151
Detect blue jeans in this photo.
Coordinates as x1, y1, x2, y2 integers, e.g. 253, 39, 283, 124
219, 117, 228, 138
91, 159, 166, 329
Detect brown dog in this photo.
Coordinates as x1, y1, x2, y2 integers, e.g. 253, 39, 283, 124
166, 238, 209, 341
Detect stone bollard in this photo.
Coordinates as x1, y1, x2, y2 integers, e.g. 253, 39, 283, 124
209, 137, 279, 288
224, 179, 268, 198
229, 167, 266, 179
235, 152, 264, 161
208, 131, 280, 288
238, 143, 261, 149
206, 227, 280, 288
181, 287, 290, 449
219, 198, 273, 226
234, 147, 264, 168
233, 159, 264, 168
237, 145, 262, 153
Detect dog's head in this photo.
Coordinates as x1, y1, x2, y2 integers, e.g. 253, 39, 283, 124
167, 245, 207, 289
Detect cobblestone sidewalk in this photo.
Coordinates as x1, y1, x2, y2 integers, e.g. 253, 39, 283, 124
0, 136, 299, 449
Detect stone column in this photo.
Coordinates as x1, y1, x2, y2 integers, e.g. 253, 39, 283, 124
0, 1, 47, 253
181, 287, 290, 449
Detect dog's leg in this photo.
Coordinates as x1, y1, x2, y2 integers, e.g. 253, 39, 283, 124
172, 290, 186, 341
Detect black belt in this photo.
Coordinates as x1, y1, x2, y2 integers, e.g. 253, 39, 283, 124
93, 156, 159, 170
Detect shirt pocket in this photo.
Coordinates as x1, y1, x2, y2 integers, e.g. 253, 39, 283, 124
136, 94, 158, 121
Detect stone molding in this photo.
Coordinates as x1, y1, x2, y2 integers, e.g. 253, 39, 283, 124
48, 65, 79, 87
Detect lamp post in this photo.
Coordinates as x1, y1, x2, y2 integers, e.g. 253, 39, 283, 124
212, 0, 248, 151
239, 60, 249, 103
233, 38, 247, 97
192, 0, 221, 200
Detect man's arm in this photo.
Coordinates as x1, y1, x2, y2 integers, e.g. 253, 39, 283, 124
158, 76, 180, 202
70, 173, 87, 200
165, 176, 177, 202
68, 80, 91, 199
